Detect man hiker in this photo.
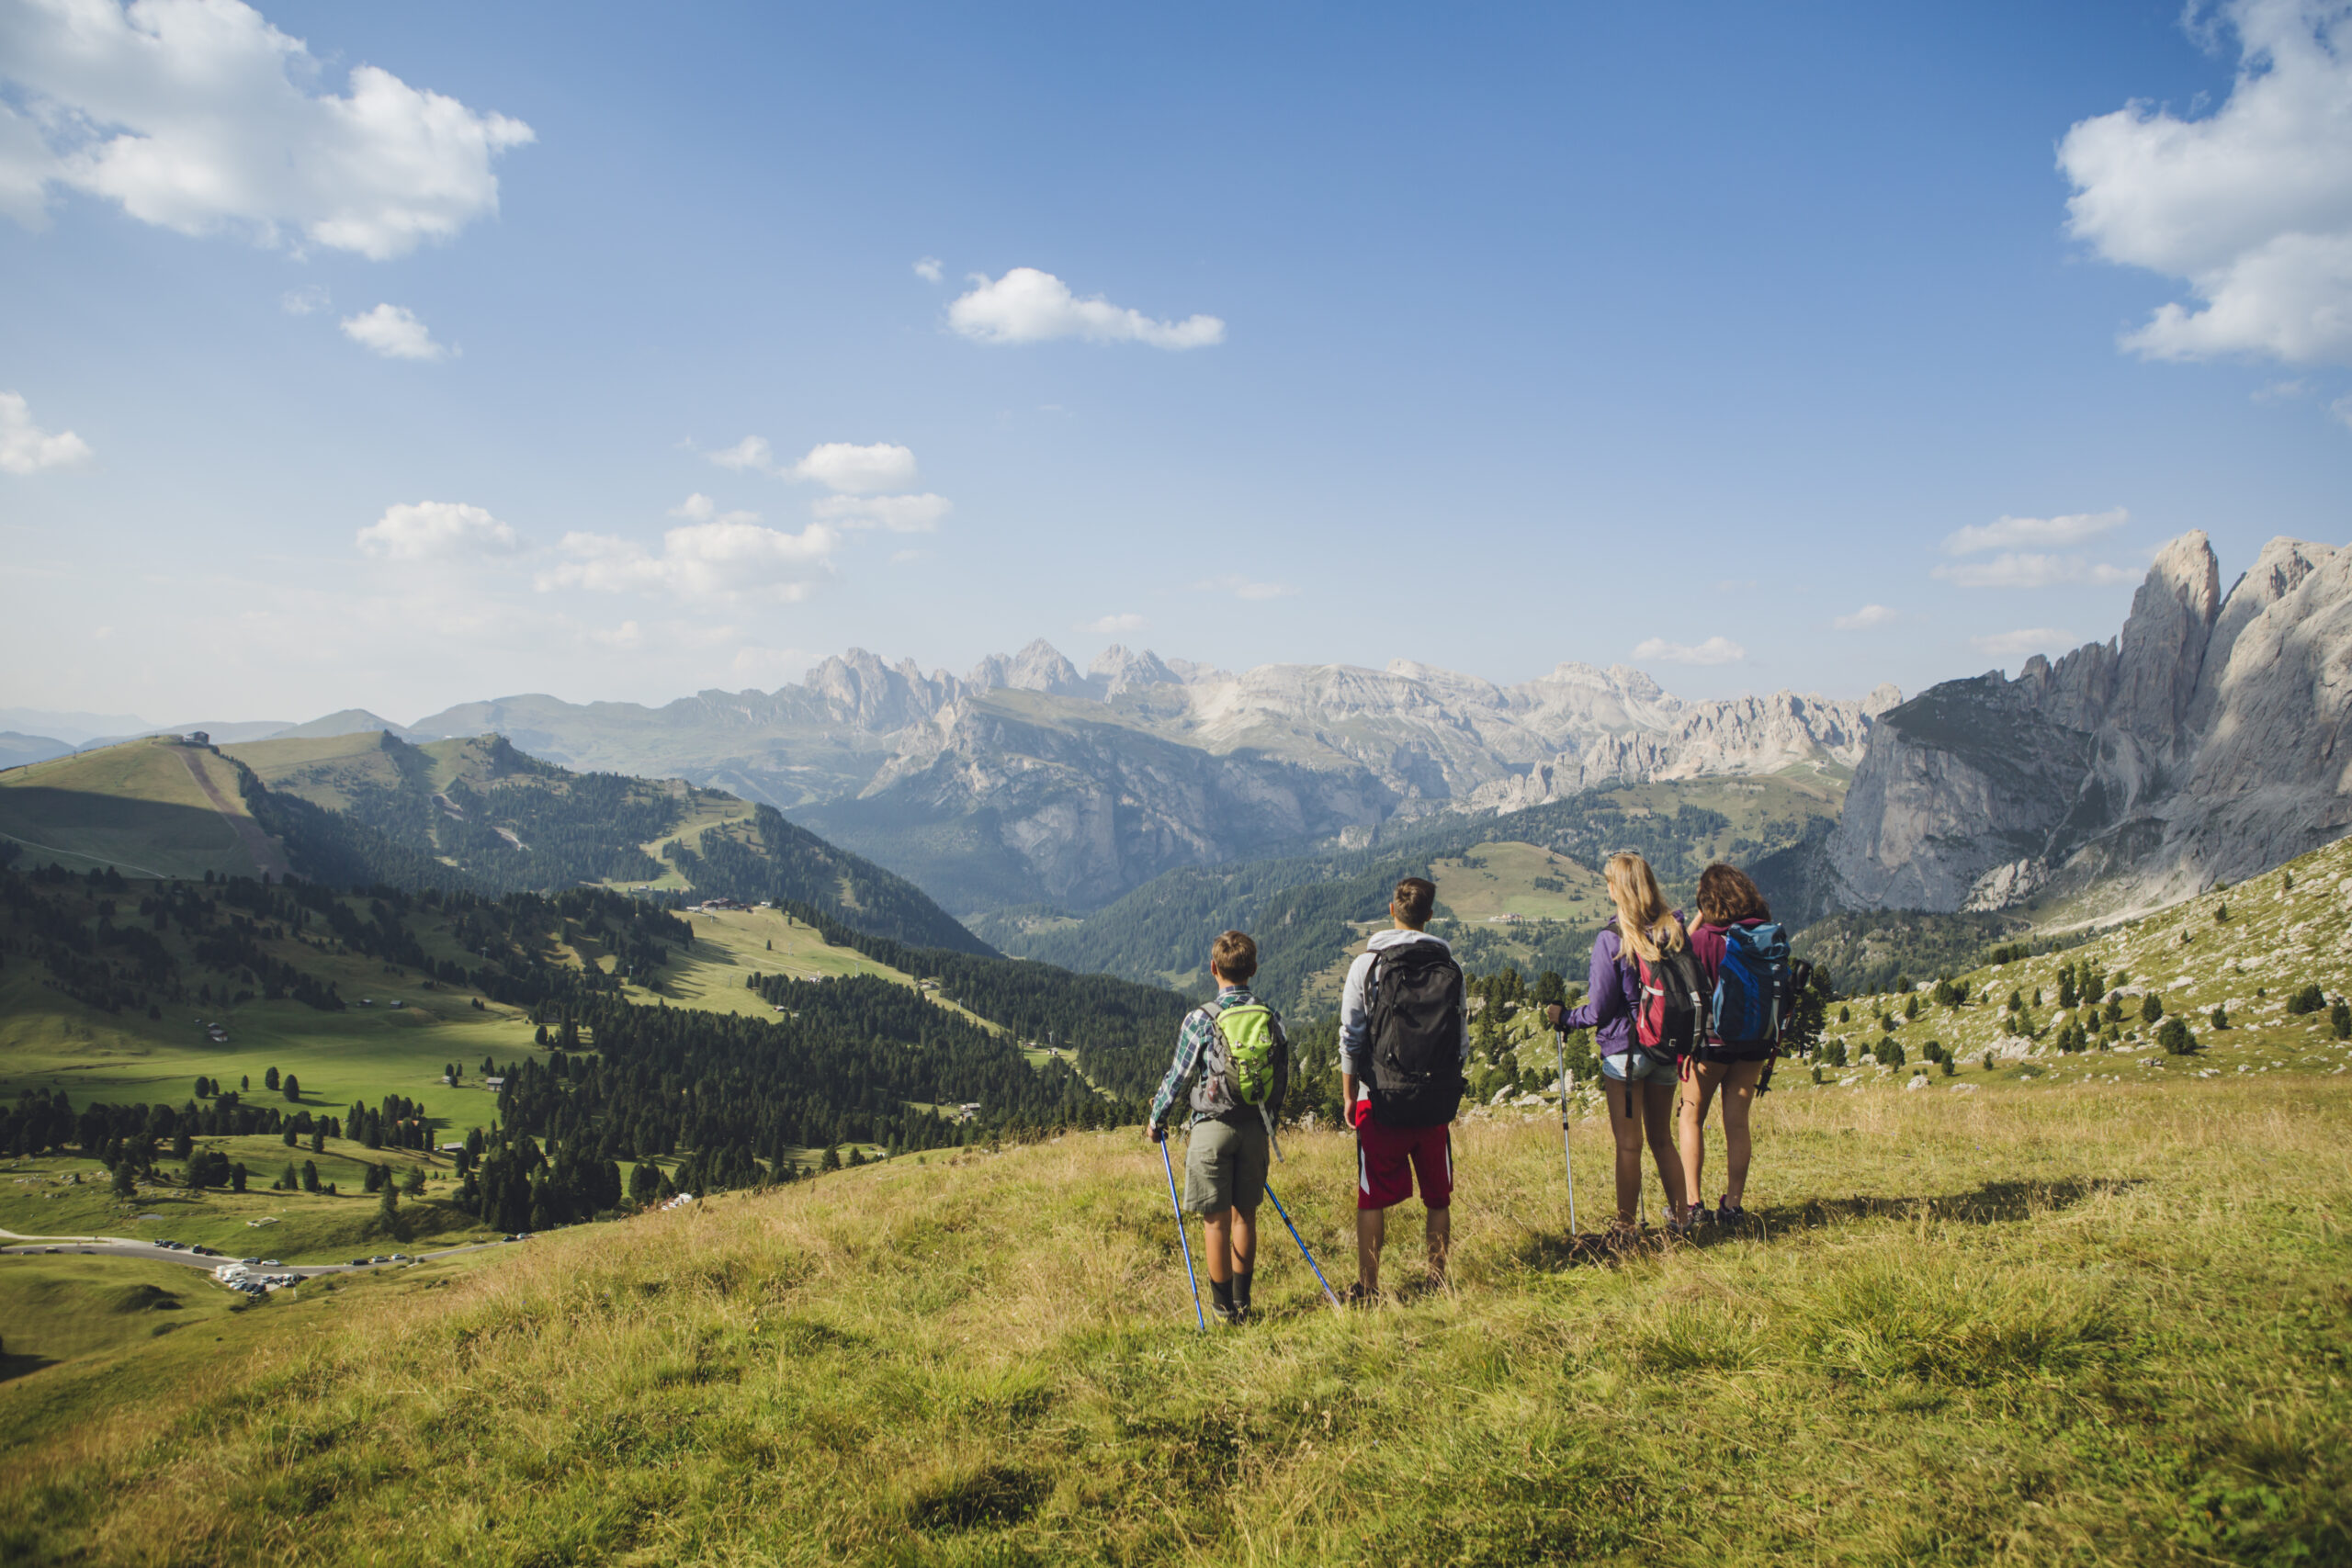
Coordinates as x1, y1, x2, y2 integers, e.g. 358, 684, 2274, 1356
1339, 875, 1466, 1302
1147, 930, 1290, 1325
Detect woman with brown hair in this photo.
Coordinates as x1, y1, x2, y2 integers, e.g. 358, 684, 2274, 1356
1679, 863, 1778, 1226
1544, 852, 1690, 1237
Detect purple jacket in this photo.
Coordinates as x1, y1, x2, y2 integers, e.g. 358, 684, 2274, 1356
1560, 915, 1686, 1056
1561, 923, 1638, 1056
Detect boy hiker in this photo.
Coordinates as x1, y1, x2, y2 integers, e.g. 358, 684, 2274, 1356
1339, 875, 1466, 1302
1147, 930, 1290, 1325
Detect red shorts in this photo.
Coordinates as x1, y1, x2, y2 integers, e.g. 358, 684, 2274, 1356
1356, 1119, 1453, 1212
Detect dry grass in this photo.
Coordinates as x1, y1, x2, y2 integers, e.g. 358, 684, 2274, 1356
2, 1070, 2346, 1565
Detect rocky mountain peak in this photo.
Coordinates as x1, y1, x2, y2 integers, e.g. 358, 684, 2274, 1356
967, 638, 1089, 697
1089, 645, 1180, 695
2109, 529, 2222, 748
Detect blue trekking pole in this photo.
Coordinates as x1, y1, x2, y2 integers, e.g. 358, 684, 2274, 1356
1159, 1139, 1206, 1333
1262, 1179, 1342, 1311
1555, 1028, 1579, 1235
1250, 1109, 1345, 1316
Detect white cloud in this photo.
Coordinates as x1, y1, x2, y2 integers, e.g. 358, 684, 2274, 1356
2253, 378, 2310, 401
948, 266, 1226, 349
541, 520, 837, 602
707, 435, 776, 472
1932, 554, 2139, 589
1833, 604, 1898, 631
355, 501, 517, 560
2060, 0, 2352, 364
789, 441, 918, 493
1632, 635, 1746, 666
666, 493, 761, 525
1080, 613, 1147, 634
1193, 572, 1295, 600
913, 255, 943, 283
0, 0, 532, 258
1970, 628, 2078, 660
810, 492, 951, 532
1940, 508, 2128, 556
340, 303, 449, 361
0, 390, 93, 474
2334, 392, 2352, 430
707, 437, 922, 494
280, 284, 329, 316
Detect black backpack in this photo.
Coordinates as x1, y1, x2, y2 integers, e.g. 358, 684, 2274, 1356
1364, 941, 1466, 1128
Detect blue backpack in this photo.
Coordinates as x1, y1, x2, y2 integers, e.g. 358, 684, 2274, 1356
1710, 922, 1794, 1045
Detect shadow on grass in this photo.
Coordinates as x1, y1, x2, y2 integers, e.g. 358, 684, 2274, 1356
0, 1350, 60, 1382
1515, 1177, 2142, 1272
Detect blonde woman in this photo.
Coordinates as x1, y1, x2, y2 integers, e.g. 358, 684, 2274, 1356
1544, 852, 1691, 1236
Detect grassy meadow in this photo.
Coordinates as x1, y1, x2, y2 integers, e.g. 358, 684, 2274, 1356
0, 742, 267, 881
1, 1066, 2345, 1566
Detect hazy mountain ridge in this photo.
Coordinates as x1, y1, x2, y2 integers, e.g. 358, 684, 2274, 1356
395, 644, 1889, 910
1828, 529, 2352, 922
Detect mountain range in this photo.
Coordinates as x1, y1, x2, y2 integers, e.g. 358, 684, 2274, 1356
395, 648, 1892, 911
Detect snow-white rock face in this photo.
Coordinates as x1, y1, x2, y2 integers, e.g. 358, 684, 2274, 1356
417, 641, 1888, 911
1827, 530, 2352, 920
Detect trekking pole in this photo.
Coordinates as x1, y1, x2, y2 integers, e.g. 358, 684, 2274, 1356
1159, 1139, 1206, 1333
1262, 1179, 1343, 1311
1554, 1029, 1577, 1235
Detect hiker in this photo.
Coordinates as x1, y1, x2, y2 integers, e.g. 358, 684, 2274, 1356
1147, 930, 1289, 1325
1679, 863, 1783, 1227
1543, 852, 1692, 1237
1338, 875, 1467, 1302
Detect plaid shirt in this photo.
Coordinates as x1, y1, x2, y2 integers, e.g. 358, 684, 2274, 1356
1148, 987, 1286, 1134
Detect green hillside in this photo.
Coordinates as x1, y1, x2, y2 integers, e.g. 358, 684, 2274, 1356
0, 741, 279, 882
7, 827, 2352, 1560
4, 1068, 2344, 1562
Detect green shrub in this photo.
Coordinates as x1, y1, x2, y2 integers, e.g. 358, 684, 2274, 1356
2141, 993, 2164, 1024
2288, 982, 2325, 1016
1939, 1055, 1956, 1077
2334, 999, 2351, 1041
2210, 1006, 2229, 1031
1874, 1039, 1905, 1069
2157, 1018, 2198, 1055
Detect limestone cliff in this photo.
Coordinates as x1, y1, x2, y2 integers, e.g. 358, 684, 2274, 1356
1826, 530, 2352, 920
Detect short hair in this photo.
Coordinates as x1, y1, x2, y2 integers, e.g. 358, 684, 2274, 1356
1695, 863, 1770, 925
1393, 876, 1437, 929
1211, 930, 1258, 983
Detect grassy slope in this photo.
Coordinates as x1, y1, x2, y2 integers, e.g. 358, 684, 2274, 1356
0, 1074, 2343, 1564
0, 743, 269, 881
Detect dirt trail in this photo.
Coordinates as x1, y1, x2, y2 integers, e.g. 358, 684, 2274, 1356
176, 747, 290, 881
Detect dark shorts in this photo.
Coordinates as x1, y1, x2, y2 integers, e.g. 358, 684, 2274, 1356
1356, 1121, 1453, 1212
1182, 1116, 1268, 1215
1689, 1043, 1776, 1066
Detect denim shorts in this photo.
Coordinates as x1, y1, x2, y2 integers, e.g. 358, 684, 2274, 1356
1600, 1046, 1677, 1083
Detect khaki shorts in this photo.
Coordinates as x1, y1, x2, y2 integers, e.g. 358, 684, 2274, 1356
1183, 1115, 1270, 1216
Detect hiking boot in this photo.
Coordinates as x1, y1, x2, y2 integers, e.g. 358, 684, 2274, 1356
1716, 1200, 1749, 1226
1667, 1205, 1702, 1238
1210, 1298, 1238, 1325
1343, 1282, 1380, 1307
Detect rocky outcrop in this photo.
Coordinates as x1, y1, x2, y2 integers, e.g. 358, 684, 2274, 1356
1826, 530, 2352, 920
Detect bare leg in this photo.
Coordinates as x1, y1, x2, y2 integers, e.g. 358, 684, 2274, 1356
1203, 1206, 1232, 1283
1424, 1206, 1451, 1279
1356, 1206, 1385, 1292
1603, 1077, 1645, 1225
1678, 1062, 1726, 1216
1229, 1206, 1258, 1274
1643, 1078, 1688, 1215
1717, 1060, 1769, 1207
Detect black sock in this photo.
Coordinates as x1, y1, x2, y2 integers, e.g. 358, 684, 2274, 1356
1234, 1269, 1253, 1311
1210, 1278, 1234, 1313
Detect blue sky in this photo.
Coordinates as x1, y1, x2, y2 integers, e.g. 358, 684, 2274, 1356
4, 0, 2349, 726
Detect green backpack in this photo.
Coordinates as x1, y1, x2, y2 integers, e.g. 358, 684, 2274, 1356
1205, 1000, 1281, 1108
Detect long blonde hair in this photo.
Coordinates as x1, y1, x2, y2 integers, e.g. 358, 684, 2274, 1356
1603, 852, 1686, 964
